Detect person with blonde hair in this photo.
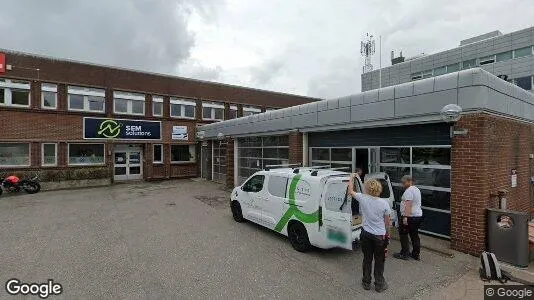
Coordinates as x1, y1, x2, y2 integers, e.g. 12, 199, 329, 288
348, 173, 391, 293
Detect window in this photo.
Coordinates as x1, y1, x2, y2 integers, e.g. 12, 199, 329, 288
153, 144, 163, 163
114, 91, 145, 115
68, 143, 105, 165
229, 105, 238, 119
267, 175, 288, 198
446, 63, 460, 73
170, 145, 196, 162
41, 83, 57, 109
411, 72, 423, 81
0, 79, 31, 107
152, 96, 163, 117
324, 182, 351, 214
422, 70, 433, 79
513, 46, 533, 59
68, 86, 105, 112
496, 51, 512, 62
479, 55, 495, 65
237, 135, 289, 183
0, 143, 30, 166
433, 66, 447, 76
243, 106, 261, 117
202, 102, 225, 121
515, 76, 533, 91
462, 59, 477, 70
170, 98, 196, 119
242, 175, 265, 193
42, 143, 57, 166
310, 147, 352, 170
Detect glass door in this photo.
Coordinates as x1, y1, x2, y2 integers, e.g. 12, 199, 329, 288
114, 152, 128, 181
128, 151, 142, 180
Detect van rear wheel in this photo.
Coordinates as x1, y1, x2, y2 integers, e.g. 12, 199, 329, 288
231, 201, 245, 223
288, 222, 312, 252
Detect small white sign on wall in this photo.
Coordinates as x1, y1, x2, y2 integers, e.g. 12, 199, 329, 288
172, 126, 188, 140
511, 169, 517, 188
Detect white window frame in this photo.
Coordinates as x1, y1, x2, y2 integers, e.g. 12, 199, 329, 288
0, 79, 31, 108
0, 143, 31, 168
67, 143, 106, 166
41, 83, 58, 110
41, 143, 58, 166
113, 91, 146, 116
512, 46, 534, 59
243, 106, 261, 116
152, 96, 163, 117
202, 102, 225, 121
170, 98, 196, 119
170, 144, 196, 163
67, 86, 106, 113
153, 144, 163, 164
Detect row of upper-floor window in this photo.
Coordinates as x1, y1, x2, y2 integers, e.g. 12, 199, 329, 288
0, 79, 277, 120
410, 45, 534, 84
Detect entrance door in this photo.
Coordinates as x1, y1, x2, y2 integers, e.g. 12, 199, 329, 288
114, 145, 143, 181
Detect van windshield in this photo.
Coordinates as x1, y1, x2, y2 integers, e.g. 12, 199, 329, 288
324, 182, 351, 214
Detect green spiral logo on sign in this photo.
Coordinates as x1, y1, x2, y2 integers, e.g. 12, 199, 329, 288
97, 120, 121, 138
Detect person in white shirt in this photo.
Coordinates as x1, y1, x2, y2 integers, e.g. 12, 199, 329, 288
348, 173, 391, 292
393, 175, 423, 261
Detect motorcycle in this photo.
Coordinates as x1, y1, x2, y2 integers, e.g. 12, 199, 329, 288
0, 175, 41, 197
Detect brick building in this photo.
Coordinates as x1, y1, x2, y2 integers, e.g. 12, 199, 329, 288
0, 49, 317, 184
199, 68, 534, 255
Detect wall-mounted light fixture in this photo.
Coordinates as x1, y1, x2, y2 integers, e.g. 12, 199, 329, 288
441, 104, 468, 138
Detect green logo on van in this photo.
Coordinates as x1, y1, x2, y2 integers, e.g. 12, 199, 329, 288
274, 174, 319, 232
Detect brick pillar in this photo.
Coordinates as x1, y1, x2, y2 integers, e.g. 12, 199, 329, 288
31, 81, 41, 109
261, 105, 267, 113
288, 131, 303, 165
146, 94, 153, 117
196, 99, 203, 121
163, 96, 170, 118
237, 104, 244, 117
450, 114, 490, 255
31, 142, 40, 167
164, 144, 171, 179
226, 138, 235, 189
58, 142, 67, 167
105, 88, 113, 117
57, 84, 67, 111
145, 143, 153, 180
224, 103, 230, 120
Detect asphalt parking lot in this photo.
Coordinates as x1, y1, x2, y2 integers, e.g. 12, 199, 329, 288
0, 179, 477, 299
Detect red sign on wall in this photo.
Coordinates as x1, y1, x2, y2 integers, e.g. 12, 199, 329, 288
0, 53, 5, 73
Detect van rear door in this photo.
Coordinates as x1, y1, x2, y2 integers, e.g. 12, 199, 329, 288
364, 172, 397, 225
321, 178, 353, 250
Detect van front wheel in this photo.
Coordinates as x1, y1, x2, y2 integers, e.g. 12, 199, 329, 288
288, 222, 312, 252
231, 201, 245, 223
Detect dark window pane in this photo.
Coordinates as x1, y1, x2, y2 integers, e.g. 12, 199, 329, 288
115, 167, 127, 175
514, 46, 532, 59
214, 108, 224, 120
42, 92, 56, 108
516, 76, 532, 91
184, 105, 195, 118
115, 98, 128, 112
203, 107, 212, 119
12, 89, 30, 106
446, 63, 460, 73
170, 104, 180, 116
331, 148, 352, 162
132, 100, 144, 114
278, 148, 289, 159
421, 189, 451, 210
153, 145, 162, 162
69, 144, 105, 165
263, 148, 278, 158
412, 148, 450, 165
412, 168, 450, 188
229, 109, 238, 119
380, 166, 410, 183
171, 145, 194, 162
129, 166, 141, 174
462, 59, 476, 70
115, 152, 127, 164
312, 148, 329, 161
153, 102, 163, 116
88, 96, 104, 111
434, 66, 446, 76
496, 51, 512, 62
420, 209, 450, 237
380, 147, 410, 164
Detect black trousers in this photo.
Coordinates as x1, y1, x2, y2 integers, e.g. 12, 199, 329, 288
360, 230, 386, 286
399, 216, 423, 256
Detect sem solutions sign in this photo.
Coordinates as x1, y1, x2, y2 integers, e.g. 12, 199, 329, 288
84, 117, 161, 140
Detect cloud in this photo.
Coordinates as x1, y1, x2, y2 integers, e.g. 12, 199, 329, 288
0, 0, 217, 75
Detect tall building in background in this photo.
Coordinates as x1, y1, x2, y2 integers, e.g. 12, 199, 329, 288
361, 26, 534, 92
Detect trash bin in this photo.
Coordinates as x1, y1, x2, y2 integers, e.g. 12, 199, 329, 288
487, 208, 530, 267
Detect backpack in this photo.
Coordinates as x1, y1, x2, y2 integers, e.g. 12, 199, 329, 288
480, 251, 508, 283
479, 251, 534, 286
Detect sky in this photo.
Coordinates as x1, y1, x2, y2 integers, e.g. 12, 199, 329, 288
0, 0, 533, 99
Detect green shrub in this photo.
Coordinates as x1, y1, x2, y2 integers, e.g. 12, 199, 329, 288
0, 167, 109, 182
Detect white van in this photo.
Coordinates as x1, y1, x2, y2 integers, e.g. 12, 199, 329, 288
230, 167, 395, 252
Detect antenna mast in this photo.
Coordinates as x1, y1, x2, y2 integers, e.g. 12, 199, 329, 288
360, 33, 376, 73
